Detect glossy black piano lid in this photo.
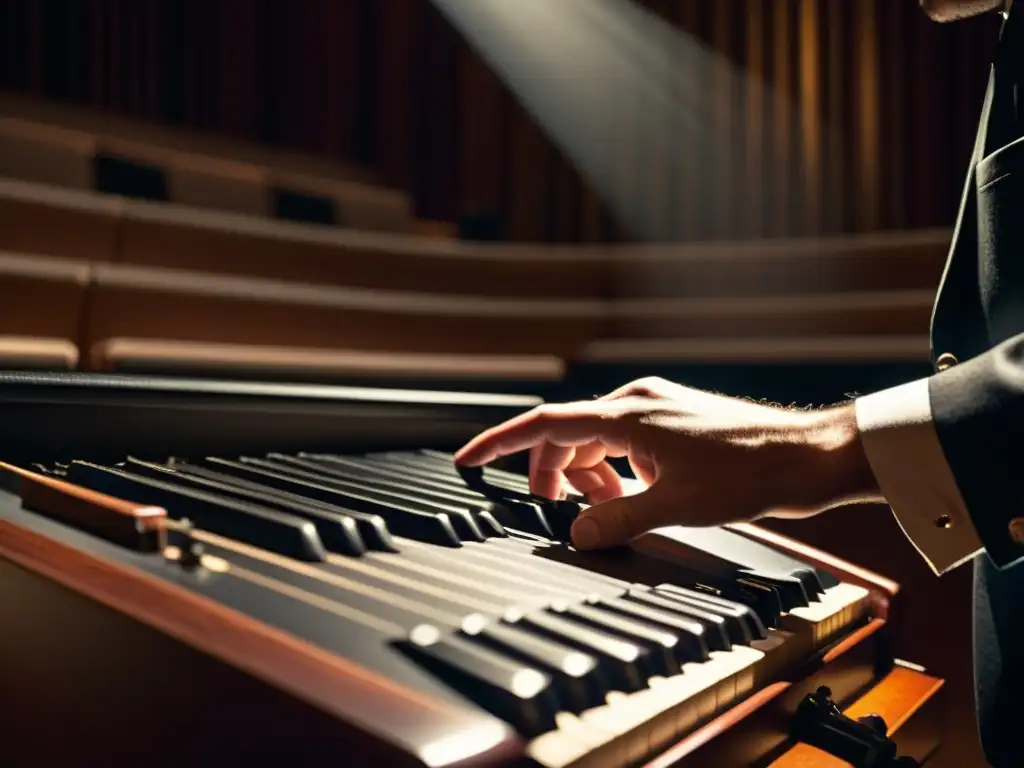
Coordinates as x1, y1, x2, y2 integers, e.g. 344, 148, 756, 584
0, 371, 542, 464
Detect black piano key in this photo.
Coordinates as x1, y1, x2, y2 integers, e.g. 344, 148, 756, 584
741, 571, 810, 609
405, 450, 549, 496
553, 602, 681, 677
622, 590, 734, 651
300, 454, 509, 538
122, 458, 367, 557
375, 451, 533, 496
243, 456, 484, 544
463, 620, 608, 713
729, 577, 782, 630
396, 625, 559, 736
65, 461, 327, 561
487, 498, 556, 539
360, 455, 558, 536
650, 585, 768, 644
509, 609, 647, 693
598, 596, 721, 656
472, 510, 507, 538
302, 453, 489, 507
198, 458, 462, 548
651, 527, 831, 598
265, 454, 488, 543
171, 461, 397, 552
494, 533, 783, 628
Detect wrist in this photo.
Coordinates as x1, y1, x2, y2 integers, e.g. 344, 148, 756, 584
798, 403, 882, 509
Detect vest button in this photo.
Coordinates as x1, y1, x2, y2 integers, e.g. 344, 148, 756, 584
935, 352, 959, 372
1010, 518, 1024, 544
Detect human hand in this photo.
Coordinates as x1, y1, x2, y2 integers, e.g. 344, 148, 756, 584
454, 377, 880, 549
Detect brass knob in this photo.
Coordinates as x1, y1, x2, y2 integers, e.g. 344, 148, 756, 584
1010, 518, 1024, 544
935, 352, 959, 372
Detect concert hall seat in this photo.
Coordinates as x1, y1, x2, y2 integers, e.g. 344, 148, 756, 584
96, 137, 270, 217
0, 118, 96, 191
0, 94, 413, 233
115, 200, 606, 298
83, 263, 606, 357
0, 251, 89, 370
268, 169, 414, 232
0, 336, 79, 370
0, 179, 121, 262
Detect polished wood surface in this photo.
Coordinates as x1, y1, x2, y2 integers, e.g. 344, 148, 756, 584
0, 462, 165, 551
0, 516, 523, 767
0, 336, 78, 369
90, 338, 566, 383
0, 250, 89, 345
0, 479, 939, 766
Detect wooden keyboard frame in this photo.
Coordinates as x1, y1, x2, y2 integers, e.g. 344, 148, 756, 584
0, 481, 942, 768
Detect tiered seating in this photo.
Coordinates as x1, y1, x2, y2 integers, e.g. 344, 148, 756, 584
0, 250, 89, 370
113, 200, 603, 297
0, 103, 953, 395
0, 92, 413, 233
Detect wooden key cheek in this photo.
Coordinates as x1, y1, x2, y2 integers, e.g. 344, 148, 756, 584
0, 462, 167, 552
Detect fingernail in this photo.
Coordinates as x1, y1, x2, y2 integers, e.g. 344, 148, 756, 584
571, 517, 602, 549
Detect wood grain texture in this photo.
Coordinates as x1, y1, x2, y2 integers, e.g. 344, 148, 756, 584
0, 461, 165, 551
0, 518, 524, 767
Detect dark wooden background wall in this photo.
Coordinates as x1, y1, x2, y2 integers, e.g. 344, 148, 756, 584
0, 0, 1002, 241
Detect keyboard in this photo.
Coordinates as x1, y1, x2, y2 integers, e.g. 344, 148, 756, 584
0, 373, 942, 767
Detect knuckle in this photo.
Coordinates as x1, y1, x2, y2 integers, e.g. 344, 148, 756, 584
633, 376, 669, 396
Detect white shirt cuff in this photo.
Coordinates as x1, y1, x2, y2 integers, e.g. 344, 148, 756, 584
854, 378, 983, 575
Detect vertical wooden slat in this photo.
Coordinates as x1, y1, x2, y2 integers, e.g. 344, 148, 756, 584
797, 0, 822, 234
0, 0, 1002, 242
457, 41, 506, 221
372, 0, 417, 188
676, 0, 703, 241
854, 0, 882, 232
709, 0, 733, 239
768, 0, 793, 237
743, 0, 766, 238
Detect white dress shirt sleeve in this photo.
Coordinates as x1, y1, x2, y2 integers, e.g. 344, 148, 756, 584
854, 378, 983, 576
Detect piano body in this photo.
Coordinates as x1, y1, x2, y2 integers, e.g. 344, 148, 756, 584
0, 372, 944, 767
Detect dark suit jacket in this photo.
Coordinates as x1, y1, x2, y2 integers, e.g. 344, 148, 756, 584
928, 4, 1024, 764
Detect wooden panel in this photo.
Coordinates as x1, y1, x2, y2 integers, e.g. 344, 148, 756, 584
0, 117, 96, 190
0, 0, 1001, 242
90, 337, 565, 383
115, 200, 606, 298
0, 178, 123, 262
84, 262, 605, 356
0, 251, 90, 340
0, 336, 78, 369
607, 229, 951, 299
608, 291, 934, 339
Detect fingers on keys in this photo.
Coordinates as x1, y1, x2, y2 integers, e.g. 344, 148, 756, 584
454, 402, 632, 469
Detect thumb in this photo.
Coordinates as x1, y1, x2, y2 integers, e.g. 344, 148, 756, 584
569, 482, 674, 549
